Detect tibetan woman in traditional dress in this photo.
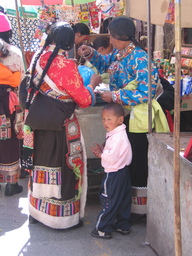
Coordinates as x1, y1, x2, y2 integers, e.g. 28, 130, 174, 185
19, 22, 101, 229
0, 13, 24, 196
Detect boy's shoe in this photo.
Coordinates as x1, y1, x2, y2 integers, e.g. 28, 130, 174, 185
91, 228, 112, 239
4, 183, 23, 196
115, 228, 130, 235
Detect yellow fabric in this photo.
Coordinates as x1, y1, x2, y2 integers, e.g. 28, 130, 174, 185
129, 99, 170, 133
0, 63, 21, 87
124, 80, 138, 111
119, 80, 169, 133
84, 60, 110, 84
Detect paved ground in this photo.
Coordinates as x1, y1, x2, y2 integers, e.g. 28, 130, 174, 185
0, 178, 158, 256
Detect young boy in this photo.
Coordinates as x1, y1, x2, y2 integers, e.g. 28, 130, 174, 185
90, 102, 132, 239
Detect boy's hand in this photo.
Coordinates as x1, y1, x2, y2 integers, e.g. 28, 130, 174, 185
90, 144, 102, 158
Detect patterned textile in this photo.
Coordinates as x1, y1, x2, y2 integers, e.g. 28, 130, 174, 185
8, 15, 39, 52
36, 46, 94, 108
0, 161, 20, 183
33, 166, 61, 185
131, 187, 147, 214
25, 46, 94, 228
30, 194, 80, 217
0, 41, 23, 185
29, 116, 85, 228
89, 44, 159, 106
40, 82, 73, 102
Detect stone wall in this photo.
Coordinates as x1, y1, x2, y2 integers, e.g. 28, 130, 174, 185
146, 133, 192, 256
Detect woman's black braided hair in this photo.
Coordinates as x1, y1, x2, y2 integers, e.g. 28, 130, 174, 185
108, 16, 146, 52
30, 21, 75, 90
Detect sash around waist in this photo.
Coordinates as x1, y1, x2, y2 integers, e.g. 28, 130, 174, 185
25, 92, 76, 131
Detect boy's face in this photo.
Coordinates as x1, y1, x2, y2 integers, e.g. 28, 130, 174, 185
102, 109, 124, 132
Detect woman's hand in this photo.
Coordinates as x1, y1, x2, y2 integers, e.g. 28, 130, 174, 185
89, 74, 102, 89
78, 45, 92, 57
100, 91, 113, 103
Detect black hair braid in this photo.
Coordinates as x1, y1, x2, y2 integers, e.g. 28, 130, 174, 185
36, 44, 60, 89
30, 40, 50, 89
29, 48, 44, 89
131, 38, 147, 52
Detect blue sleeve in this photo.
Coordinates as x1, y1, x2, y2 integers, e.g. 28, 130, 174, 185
113, 50, 159, 106
89, 49, 117, 74
86, 86, 96, 106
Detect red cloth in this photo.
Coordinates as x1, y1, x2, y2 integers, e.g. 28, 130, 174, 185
39, 51, 93, 108
166, 110, 174, 132
9, 91, 19, 114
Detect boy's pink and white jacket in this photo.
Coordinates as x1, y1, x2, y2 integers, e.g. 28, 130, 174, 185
101, 123, 132, 173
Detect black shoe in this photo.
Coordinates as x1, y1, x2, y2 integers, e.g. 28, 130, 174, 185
115, 228, 130, 235
91, 228, 112, 239
131, 213, 146, 224
20, 170, 29, 179
29, 215, 39, 224
4, 183, 23, 196
69, 220, 83, 229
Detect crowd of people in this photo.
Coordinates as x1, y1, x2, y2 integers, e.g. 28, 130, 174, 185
0, 11, 171, 239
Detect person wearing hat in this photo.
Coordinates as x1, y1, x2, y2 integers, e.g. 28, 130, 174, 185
78, 16, 169, 238
0, 12, 24, 196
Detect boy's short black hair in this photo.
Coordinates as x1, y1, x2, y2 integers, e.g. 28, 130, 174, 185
92, 36, 110, 50
102, 102, 125, 117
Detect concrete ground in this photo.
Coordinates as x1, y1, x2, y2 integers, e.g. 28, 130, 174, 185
0, 178, 158, 256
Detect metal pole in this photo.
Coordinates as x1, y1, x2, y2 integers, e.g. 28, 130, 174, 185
147, 0, 152, 133
15, 0, 27, 72
173, 0, 182, 255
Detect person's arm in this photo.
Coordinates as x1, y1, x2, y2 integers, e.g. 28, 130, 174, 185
88, 49, 116, 74
52, 59, 101, 108
112, 52, 159, 106
101, 136, 129, 165
78, 45, 117, 74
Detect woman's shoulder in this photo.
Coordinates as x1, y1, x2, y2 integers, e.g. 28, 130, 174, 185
7, 43, 22, 58
133, 46, 147, 56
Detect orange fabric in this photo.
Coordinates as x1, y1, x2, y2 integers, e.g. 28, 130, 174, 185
0, 63, 21, 87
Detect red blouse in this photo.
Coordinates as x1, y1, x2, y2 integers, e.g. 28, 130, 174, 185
39, 51, 93, 108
